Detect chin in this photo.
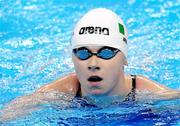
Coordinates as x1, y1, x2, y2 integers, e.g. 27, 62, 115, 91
88, 89, 104, 95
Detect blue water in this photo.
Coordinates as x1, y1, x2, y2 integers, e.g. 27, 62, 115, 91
0, 0, 180, 125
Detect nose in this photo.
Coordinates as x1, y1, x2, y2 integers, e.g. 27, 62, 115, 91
88, 56, 100, 72
88, 66, 100, 72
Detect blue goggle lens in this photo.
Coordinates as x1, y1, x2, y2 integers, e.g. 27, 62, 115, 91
97, 48, 116, 59
76, 49, 90, 60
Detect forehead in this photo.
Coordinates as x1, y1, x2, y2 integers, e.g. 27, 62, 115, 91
85, 46, 103, 51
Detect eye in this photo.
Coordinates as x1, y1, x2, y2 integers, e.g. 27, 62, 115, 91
76, 49, 90, 60
98, 48, 114, 59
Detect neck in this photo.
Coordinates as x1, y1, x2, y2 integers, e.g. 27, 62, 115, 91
108, 73, 130, 98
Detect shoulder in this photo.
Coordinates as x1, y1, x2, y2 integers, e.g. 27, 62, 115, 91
135, 75, 180, 99
135, 75, 170, 92
36, 73, 80, 95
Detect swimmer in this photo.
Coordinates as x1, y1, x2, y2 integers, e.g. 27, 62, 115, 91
37, 8, 179, 100
1, 8, 180, 121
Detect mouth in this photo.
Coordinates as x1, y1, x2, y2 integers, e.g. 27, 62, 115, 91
87, 76, 103, 94
88, 76, 103, 82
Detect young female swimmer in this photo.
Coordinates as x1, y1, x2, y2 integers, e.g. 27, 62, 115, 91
1, 8, 179, 122
37, 8, 179, 100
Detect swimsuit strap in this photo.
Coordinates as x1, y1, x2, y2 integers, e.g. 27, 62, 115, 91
124, 75, 137, 101
131, 74, 136, 101
76, 83, 81, 97
131, 74, 136, 91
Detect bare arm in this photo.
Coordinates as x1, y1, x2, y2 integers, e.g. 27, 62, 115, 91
0, 73, 80, 122
136, 75, 180, 100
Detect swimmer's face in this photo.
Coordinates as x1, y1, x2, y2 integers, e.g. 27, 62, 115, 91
72, 46, 127, 96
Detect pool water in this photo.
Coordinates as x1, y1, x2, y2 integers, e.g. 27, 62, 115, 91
0, 0, 180, 125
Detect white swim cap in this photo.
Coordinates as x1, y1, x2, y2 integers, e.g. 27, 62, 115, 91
71, 8, 128, 57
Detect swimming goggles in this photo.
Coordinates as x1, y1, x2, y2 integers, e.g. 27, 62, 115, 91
73, 46, 120, 60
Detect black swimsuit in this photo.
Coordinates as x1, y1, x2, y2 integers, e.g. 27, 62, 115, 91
76, 75, 137, 101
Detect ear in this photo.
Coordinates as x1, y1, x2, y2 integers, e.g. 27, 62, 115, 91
123, 57, 128, 66
72, 54, 76, 63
